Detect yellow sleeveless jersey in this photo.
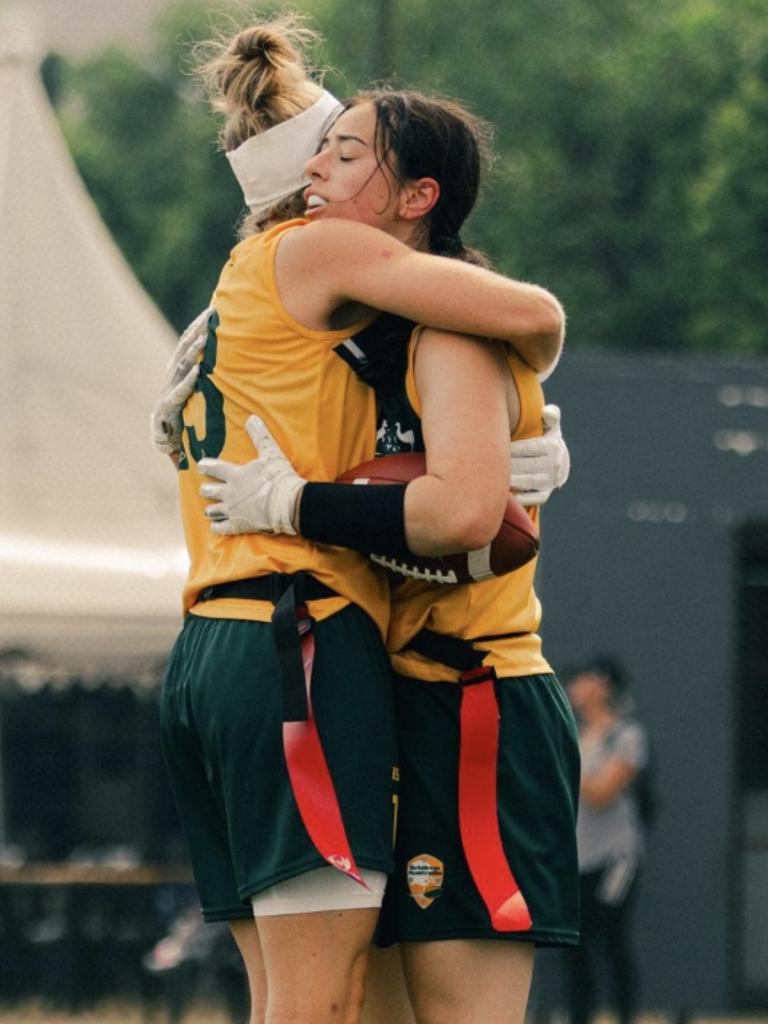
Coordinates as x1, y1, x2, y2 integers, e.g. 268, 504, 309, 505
387, 339, 553, 681
177, 219, 390, 638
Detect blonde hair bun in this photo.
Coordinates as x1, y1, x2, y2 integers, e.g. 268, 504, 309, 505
197, 17, 324, 150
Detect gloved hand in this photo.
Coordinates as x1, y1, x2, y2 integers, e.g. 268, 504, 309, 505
150, 306, 212, 455
198, 416, 305, 536
509, 403, 571, 505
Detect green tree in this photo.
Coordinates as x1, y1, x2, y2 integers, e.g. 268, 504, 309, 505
315, 0, 768, 354
687, 2, 768, 351
46, 0, 768, 354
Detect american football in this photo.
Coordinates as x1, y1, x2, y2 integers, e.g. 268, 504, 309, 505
337, 452, 539, 584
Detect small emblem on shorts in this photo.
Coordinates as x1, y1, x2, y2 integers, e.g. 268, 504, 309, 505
406, 854, 444, 909
327, 854, 353, 873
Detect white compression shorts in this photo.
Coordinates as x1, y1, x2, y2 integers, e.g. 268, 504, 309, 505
250, 867, 387, 917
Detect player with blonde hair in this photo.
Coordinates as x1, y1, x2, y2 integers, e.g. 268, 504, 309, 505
152, 16, 572, 1024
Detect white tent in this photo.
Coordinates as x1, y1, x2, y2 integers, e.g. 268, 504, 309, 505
0, 15, 188, 680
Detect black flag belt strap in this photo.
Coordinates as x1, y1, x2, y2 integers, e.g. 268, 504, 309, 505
199, 574, 337, 605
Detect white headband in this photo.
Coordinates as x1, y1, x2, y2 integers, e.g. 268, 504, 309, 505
226, 90, 344, 221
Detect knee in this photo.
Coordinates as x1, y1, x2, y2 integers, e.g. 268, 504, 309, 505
339, 945, 369, 1024
409, 984, 473, 1024
266, 949, 368, 1024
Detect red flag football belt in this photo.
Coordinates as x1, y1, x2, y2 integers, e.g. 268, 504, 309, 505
271, 577, 368, 889
201, 574, 367, 888
404, 628, 532, 932
458, 666, 532, 932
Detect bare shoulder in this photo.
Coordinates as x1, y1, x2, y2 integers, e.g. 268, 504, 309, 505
416, 327, 507, 367
415, 330, 512, 434
274, 220, 404, 328
277, 219, 404, 270
275, 220, 415, 324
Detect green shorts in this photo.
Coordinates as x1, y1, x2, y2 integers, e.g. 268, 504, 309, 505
375, 672, 580, 948
161, 604, 398, 922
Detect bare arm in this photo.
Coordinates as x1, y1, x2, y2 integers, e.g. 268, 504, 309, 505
275, 220, 564, 374
403, 329, 511, 555
196, 330, 512, 560
580, 758, 638, 808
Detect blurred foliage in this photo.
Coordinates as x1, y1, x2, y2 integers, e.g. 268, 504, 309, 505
45, 0, 768, 352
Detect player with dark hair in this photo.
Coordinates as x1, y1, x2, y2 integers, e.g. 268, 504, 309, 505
191, 94, 579, 1024
151, 18, 571, 1024
204, 319, 580, 1024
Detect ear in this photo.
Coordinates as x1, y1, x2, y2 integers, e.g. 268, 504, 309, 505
398, 177, 440, 221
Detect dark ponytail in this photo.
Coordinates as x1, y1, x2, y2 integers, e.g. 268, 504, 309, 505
430, 231, 489, 268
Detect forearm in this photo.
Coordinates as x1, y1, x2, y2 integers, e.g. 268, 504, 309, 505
349, 250, 565, 373
580, 777, 614, 807
298, 482, 411, 558
403, 474, 504, 555
293, 222, 565, 372
581, 762, 637, 807
298, 478, 501, 558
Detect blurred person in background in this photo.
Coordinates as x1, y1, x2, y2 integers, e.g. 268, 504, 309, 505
565, 655, 653, 1024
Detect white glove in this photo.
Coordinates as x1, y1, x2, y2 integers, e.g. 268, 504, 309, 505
150, 306, 212, 455
198, 416, 305, 536
509, 403, 571, 505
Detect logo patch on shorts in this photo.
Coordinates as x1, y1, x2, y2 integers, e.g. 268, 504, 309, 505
327, 854, 353, 873
406, 854, 444, 909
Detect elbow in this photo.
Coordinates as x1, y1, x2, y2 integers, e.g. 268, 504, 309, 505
454, 505, 503, 551
419, 500, 504, 556
403, 471, 508, 557
522, 291, 566, 374
445, 479, 509, 552
436, 527, 492, 556
541, 293, 566, 346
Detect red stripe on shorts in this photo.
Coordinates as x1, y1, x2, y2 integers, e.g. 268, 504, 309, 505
282, 624, 369, 889
458, 668, 533, 932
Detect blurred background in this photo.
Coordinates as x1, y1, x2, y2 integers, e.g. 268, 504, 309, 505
0, 0, 766, 1021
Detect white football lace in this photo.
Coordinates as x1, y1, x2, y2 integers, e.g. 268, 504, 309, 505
370, 554, 459, 585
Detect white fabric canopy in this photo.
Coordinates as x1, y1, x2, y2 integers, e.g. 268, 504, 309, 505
0, 20, 188, 676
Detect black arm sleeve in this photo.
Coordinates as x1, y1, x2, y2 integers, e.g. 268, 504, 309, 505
298, 482, 412, 560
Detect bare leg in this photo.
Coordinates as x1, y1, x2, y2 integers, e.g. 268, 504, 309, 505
360, 945, 417, 1024
230, 919, 268, 1024
257, 907, 379, 1024
400, 939, 534, 1024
